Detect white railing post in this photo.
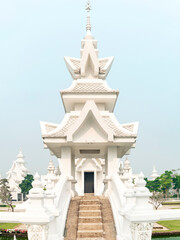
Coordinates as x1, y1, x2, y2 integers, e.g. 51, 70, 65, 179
125, 172, 158, 240
27, 225, 49, 240
44, 179, 58, 216
130, 222, 154, 240
25, 173, 53, 240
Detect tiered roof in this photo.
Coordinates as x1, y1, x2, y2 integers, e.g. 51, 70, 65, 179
61, 79, 118, 94
41, 113, 138, 139
40, 1, 139, 159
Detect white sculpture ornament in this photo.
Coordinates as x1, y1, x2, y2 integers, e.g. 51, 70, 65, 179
131, 223, 154, 240
27, 225, 48, 240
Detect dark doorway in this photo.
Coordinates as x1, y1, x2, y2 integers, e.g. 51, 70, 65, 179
84, 172, 94, 193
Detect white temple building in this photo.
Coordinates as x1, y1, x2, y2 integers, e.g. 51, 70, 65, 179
1, 2, 180, 240
6, 151, 28, 201
40, 2, 139, 196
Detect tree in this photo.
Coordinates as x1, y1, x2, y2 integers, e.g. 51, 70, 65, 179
145, 178, 163, 210
19, 174, 34, 197
159, 171, 173, 198
149, 192, 164, 210
145, 177, 161, 193
172, 170, 180, 198
0, 179, 14, 212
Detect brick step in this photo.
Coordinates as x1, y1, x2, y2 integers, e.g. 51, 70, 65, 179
77, 230, 104, 238
79, 210, 101, 217
79, 216, 102, 223
80, 198, 99, 201
82, 194, 97, 199
80, 205, 101, 211
80, 200, 100, 205
78, 223, 103, 231
81, 197, 99, 200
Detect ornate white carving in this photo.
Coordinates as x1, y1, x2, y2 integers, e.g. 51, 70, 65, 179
28, 225, 48, 240
131, 222, 154, 240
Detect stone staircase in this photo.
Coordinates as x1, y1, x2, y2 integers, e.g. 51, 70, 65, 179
77, 194, 104, 240
64, 194, 116, 240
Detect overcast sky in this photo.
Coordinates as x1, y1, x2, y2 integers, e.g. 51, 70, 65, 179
0, 0, 180, 178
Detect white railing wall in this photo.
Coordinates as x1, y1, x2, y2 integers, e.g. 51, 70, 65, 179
47, 175, 72, 240
106, 174, 127, 240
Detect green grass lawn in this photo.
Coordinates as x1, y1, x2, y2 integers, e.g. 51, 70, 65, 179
0, 205, 16, 208
162, 202, 180, 205
0, 223, 21, 229
156, 220, 180, 231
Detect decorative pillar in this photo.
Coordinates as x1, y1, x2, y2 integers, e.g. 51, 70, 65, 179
133, 172, 152, 211
27, 225, 49, 240
60, 147, 72, 177
131, 222, 154, 240
120, 158, 132, 185
107, 146, 118, 176
70, 154, 77, 195
44, 179, 58, 216
26, 173, 46, 214
25, 173, 52, 240
125, 172, 157, 240
124, 178, 135, 211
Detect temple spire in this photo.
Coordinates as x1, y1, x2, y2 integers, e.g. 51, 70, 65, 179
86, 0, 92, 33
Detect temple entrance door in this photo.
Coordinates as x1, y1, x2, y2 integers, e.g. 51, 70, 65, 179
84, 172, 94, 193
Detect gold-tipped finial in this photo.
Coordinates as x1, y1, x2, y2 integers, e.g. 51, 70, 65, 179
86, 0, 92, 32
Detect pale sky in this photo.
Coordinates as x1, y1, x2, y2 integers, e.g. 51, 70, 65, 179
0, 0, 180, 178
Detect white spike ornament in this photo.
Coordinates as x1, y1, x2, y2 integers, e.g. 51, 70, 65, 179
86, 0, 92, 32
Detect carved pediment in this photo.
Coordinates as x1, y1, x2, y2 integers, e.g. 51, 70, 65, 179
73, 111, 108, 143
66, 100, 114, 142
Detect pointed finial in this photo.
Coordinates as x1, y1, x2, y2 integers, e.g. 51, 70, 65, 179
86, 0, 91, 13
136, 172, 146, 188
86, 0, 92, 32
153, 165, 156, 172
32, 173, 42, 188
17, 149, 23, 159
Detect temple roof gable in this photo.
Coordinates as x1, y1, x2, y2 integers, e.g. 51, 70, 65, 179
66, 100, 114, 142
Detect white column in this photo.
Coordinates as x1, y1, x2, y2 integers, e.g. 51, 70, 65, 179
60, 147, 72, 177
107, 146, 118, 176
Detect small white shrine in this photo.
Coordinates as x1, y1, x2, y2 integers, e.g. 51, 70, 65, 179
40, 2, 139, 196
6, 151, 28, 201
150, 166, 159, 180
1, 2, 180, 240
